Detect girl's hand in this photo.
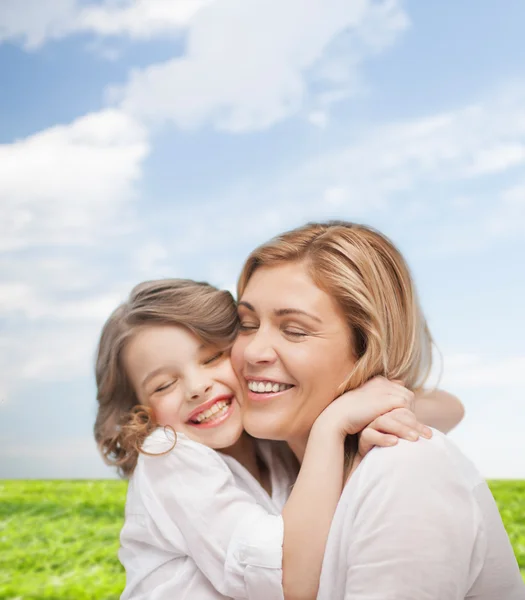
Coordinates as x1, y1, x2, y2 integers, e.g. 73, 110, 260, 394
358, 406, 433, 457
314, 376, 417, 440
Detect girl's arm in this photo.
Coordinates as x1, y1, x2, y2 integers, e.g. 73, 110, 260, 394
280, 377, 431, 600
414, 388, 464, 433
132, 379, 428, 600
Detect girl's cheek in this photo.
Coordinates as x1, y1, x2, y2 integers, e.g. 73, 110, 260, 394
230, 343, 244, 375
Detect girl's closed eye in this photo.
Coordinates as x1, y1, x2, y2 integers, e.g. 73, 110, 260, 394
203, 351, 224, 365
154, 380, 177, 393
239, 321, 258, 332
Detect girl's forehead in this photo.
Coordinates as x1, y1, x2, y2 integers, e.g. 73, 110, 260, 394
124, 325, 202, 368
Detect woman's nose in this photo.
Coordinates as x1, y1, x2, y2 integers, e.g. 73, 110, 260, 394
243, 330, 277, 365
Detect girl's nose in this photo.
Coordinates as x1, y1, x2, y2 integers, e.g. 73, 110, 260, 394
188, 379, 212, 401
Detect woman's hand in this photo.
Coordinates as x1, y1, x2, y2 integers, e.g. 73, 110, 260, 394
314, 376, 422, 441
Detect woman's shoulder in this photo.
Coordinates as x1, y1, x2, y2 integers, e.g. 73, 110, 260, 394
354, 429, 484, 491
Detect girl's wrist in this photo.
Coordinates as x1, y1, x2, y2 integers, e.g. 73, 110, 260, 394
311, 412, 347, 443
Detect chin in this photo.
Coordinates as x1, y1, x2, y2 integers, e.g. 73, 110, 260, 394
208, 424, 245, 450
243, 412, 287, 442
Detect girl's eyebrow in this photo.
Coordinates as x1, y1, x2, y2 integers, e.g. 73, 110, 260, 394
142, 366, 173, 388
238, 301, 322, 323
238, 301, 255, 311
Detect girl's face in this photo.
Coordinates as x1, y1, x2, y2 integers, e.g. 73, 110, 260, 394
231, 261, 355, 446
123, 324, 244, 450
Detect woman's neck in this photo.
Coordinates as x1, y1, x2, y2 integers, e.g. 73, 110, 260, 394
286, 435, 309, 464
219, 432, 272, 495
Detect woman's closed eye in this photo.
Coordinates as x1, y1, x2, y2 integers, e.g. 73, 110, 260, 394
239, 321, 258, 332
283, 328, 308, 339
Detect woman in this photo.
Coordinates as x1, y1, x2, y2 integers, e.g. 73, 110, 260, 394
231, 220, 524, 599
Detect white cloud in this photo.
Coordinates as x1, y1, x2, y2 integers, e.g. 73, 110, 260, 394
210, 83, 525, 247
441, 354, 525, 389
76, 0, 211, 39
115, 0, 409, 132
0, 108, 149, 252
0, 108, 150, 395
308, 110, 329, 128
0, 0, 208, 49
0, 322, 101, 396
1, 1, 409, 132
435, 352, 525, 478
0, 0, 76, 49
0, 436, 118, 478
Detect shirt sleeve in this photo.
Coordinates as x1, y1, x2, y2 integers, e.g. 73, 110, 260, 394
136, 429, 284, 600
343, 435, 482, 600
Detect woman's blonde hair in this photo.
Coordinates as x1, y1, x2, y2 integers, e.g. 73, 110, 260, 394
238, 220, 433, 394
94, 279, 239, 478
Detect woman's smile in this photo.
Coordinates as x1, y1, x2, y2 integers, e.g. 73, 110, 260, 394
246, 377, 295, 401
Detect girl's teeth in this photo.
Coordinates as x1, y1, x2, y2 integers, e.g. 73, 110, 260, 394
272, 383, 279, 393
192, 400, 230, 424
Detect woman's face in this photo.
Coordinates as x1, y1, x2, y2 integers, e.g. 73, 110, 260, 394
231, 261, 355, 445
123, 324, 244, 450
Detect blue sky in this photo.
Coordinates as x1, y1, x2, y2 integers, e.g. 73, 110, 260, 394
1, 0, 524, 479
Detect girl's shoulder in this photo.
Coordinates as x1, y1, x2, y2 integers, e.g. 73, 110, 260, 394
139, 427, 227, 467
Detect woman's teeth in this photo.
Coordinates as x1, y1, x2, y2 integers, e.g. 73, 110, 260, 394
247, 381, 292, 393
191, 399, 231, 424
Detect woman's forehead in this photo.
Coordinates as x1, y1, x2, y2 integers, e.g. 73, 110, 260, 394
240, 263, 340, 320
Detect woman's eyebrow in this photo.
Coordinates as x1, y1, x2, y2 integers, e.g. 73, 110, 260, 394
238, 301, 321, 323
274, 308, 322, 323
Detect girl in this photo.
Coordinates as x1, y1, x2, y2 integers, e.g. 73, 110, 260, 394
94, 278, 462, 600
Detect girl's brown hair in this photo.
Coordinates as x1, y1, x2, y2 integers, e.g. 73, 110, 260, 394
94, 279, 238, 478
238, 221, 433, 394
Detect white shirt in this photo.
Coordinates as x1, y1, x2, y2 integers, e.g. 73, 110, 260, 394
119, 429, 297, 600
318, 429, 525, 600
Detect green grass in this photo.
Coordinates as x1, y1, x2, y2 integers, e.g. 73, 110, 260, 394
0, 481, 126, 600
1, 480, 523, 599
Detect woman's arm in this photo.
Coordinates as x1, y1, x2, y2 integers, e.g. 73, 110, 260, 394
414, 388, 464, 433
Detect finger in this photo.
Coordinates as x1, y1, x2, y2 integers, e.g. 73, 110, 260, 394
370, 415, 420, 441
387, 408, 433, 439
416, 422, 433, 439
385, 379, 412, 395
388, 388, 415, 410
359, 428, 398, 456
386, 407, 419, 425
